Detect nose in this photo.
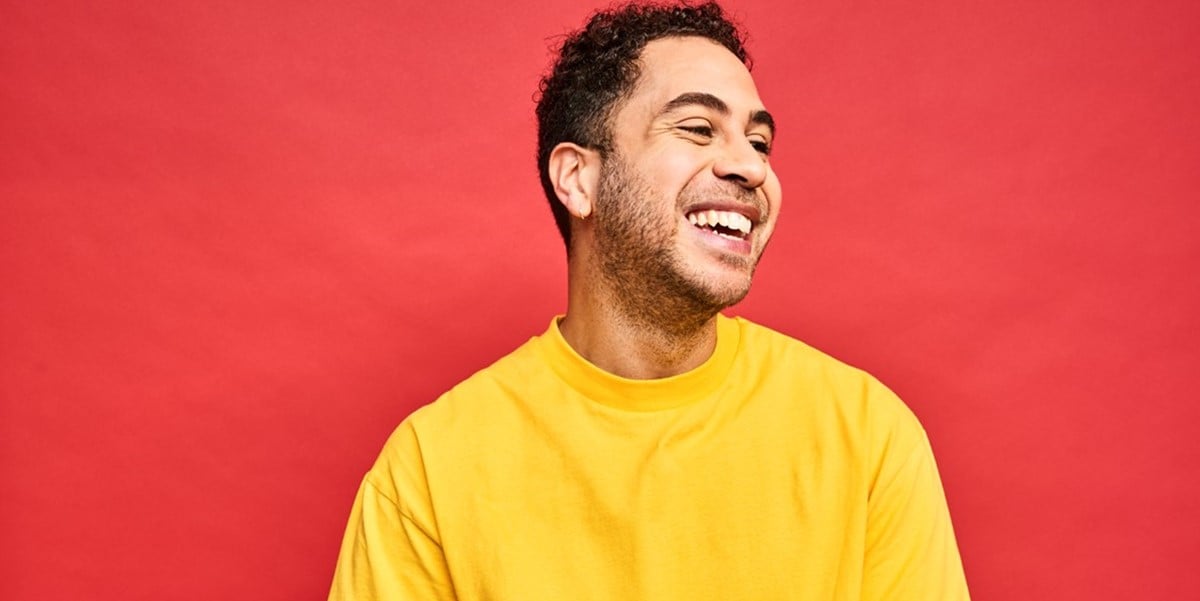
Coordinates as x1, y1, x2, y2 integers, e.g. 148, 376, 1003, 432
712, 136, 768, 189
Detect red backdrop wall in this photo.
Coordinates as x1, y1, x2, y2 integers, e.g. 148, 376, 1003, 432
2, 0, 1197, 599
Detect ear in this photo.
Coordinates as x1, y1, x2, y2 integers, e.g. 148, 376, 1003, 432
548, 142, 601, 220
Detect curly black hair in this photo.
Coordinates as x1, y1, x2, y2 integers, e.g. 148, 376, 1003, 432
535, 1, 750, 251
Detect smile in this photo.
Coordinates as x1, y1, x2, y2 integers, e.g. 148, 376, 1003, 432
685, 209, 752, 240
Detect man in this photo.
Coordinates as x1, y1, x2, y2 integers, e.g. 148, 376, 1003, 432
329, 2, 969, 600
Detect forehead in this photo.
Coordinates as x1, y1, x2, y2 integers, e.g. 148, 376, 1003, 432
625, 36, 764, 115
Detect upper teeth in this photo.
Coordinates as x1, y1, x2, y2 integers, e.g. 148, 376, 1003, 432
687, 210, 752, 235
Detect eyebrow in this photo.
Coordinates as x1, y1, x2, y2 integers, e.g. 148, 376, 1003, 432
658, 92, 776, 136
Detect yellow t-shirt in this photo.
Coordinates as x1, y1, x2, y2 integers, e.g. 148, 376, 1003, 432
330, 315, 969, 600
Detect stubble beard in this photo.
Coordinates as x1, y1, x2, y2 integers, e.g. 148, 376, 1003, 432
591, 154, 756, 338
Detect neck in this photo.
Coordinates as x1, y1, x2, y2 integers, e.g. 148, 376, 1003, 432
559, 255, 721, 380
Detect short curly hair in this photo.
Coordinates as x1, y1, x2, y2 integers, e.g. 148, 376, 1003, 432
535, 1, 750, 251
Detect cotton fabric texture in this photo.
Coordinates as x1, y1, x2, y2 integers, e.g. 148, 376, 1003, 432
329, 315, 969, 600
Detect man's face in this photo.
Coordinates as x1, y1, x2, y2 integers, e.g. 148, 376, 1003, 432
591, 36, 782, 315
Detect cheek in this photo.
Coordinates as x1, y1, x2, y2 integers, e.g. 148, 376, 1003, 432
762, 170, 783, 216
649, 149, 707, 196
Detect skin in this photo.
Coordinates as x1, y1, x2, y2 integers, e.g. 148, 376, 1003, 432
547, 36, 783, 379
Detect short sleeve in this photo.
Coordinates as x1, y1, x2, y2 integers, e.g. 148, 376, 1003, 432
862, 412, 970, 601
329, 417, 457, 601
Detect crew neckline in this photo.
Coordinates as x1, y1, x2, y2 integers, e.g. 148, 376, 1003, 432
537, 314, 742, 412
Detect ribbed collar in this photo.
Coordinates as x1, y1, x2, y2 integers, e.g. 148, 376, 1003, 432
536, 314, 741, 412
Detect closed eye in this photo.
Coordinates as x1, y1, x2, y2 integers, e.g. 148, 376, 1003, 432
750, 139, 772, 155
678, 125, 714, 138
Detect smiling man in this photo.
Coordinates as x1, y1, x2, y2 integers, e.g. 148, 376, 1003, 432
329, 3, 969, 600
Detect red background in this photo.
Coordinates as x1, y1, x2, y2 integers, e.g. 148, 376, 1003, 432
2, 0, 1197, 599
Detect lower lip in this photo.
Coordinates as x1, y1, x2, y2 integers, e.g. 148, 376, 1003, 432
687, 224, 752, 255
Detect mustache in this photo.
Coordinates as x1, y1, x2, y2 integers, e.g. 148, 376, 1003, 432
680, 183, 768, 221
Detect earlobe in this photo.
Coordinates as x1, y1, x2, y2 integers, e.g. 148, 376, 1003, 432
548, 143, 600, 220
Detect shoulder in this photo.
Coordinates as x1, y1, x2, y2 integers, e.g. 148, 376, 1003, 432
728, 315, 883, 395
407, 332, 552, 432
730, 315, 858, 374
369, 329, 554, 472
728, 315, 925, 441
361, 332, 551, 512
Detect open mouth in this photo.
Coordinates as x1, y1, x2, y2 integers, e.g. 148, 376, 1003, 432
686, 209, 752, 241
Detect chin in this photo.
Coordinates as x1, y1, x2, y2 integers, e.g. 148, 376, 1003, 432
713, 283, 753, 309
686, 271, 754, 312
